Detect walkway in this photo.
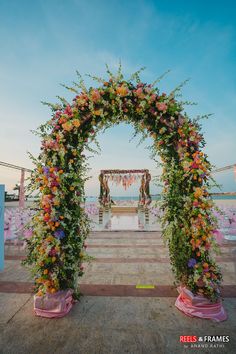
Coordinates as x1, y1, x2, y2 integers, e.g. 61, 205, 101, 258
1, 231, 236, 353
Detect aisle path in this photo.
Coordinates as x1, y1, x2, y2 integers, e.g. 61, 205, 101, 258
1, 231, 236, 353
1, 231, 236, 295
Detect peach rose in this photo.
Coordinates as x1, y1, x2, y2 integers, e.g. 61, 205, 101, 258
156, 102, 167, 111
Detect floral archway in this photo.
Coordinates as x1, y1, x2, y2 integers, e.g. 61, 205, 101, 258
24, 65, 225, 319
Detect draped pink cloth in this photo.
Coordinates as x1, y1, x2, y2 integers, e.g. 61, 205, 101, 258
213, 229, 224, 245
34, 289, 74, 318
175, 286, 227, 322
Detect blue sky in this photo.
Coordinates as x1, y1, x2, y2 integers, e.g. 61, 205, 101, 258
0, 0, 235, 195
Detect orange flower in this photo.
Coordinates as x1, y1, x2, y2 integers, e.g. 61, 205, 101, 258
203, 262, 208, 269
73, 119, 80, 127
59, 117, 67, 124
91, 89, 101, 102
36, 278, 43, 284
43, 269, 48, 275
116, 85, 128, 96
194, 187, 203, 199
62, 121, 73, 131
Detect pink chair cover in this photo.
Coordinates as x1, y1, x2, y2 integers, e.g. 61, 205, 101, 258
213, 229, 224, 245
34, 289, 74, 318
175, 286, 227, 322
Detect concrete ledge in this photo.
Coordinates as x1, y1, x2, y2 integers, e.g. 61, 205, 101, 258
1, 281, 236, 297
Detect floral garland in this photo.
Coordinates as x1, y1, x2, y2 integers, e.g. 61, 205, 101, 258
24, 66, 222, 301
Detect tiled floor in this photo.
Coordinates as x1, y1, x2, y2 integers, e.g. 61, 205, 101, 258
1, 231, 236, 294
1, 230, 236, 353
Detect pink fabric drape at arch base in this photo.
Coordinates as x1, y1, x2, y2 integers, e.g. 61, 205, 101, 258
175, 286, 227, 322
34, 289, 74, 318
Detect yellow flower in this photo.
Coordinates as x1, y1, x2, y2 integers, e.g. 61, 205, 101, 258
46, 236, 53, 242
93, 109, 102, 116
52, 256, 56, 263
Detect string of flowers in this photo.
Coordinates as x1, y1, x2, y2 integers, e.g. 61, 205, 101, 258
24, 65, 222, 301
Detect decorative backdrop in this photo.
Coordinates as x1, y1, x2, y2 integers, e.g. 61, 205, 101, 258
24, 66, 223, 302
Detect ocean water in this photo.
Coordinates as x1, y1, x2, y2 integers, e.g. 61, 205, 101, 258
86, 195, 236, 202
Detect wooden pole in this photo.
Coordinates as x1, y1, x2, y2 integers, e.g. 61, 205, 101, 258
19, 169, 25, 208
0, 185, 4, 270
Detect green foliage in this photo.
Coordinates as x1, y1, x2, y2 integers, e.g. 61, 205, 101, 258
23, 65, 223, 301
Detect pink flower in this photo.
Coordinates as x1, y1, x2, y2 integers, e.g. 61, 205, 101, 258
156, 102, 167, 111
150, 94, 156, 102
191, 162, 199, 169
64, 105, 73, 117
55, 111, 62, 118
135, 87, 143, 97
49, 247, 57, 256
24, 229, 33, 239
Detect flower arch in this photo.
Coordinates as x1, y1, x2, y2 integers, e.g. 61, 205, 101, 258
25, 66, 223, 304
